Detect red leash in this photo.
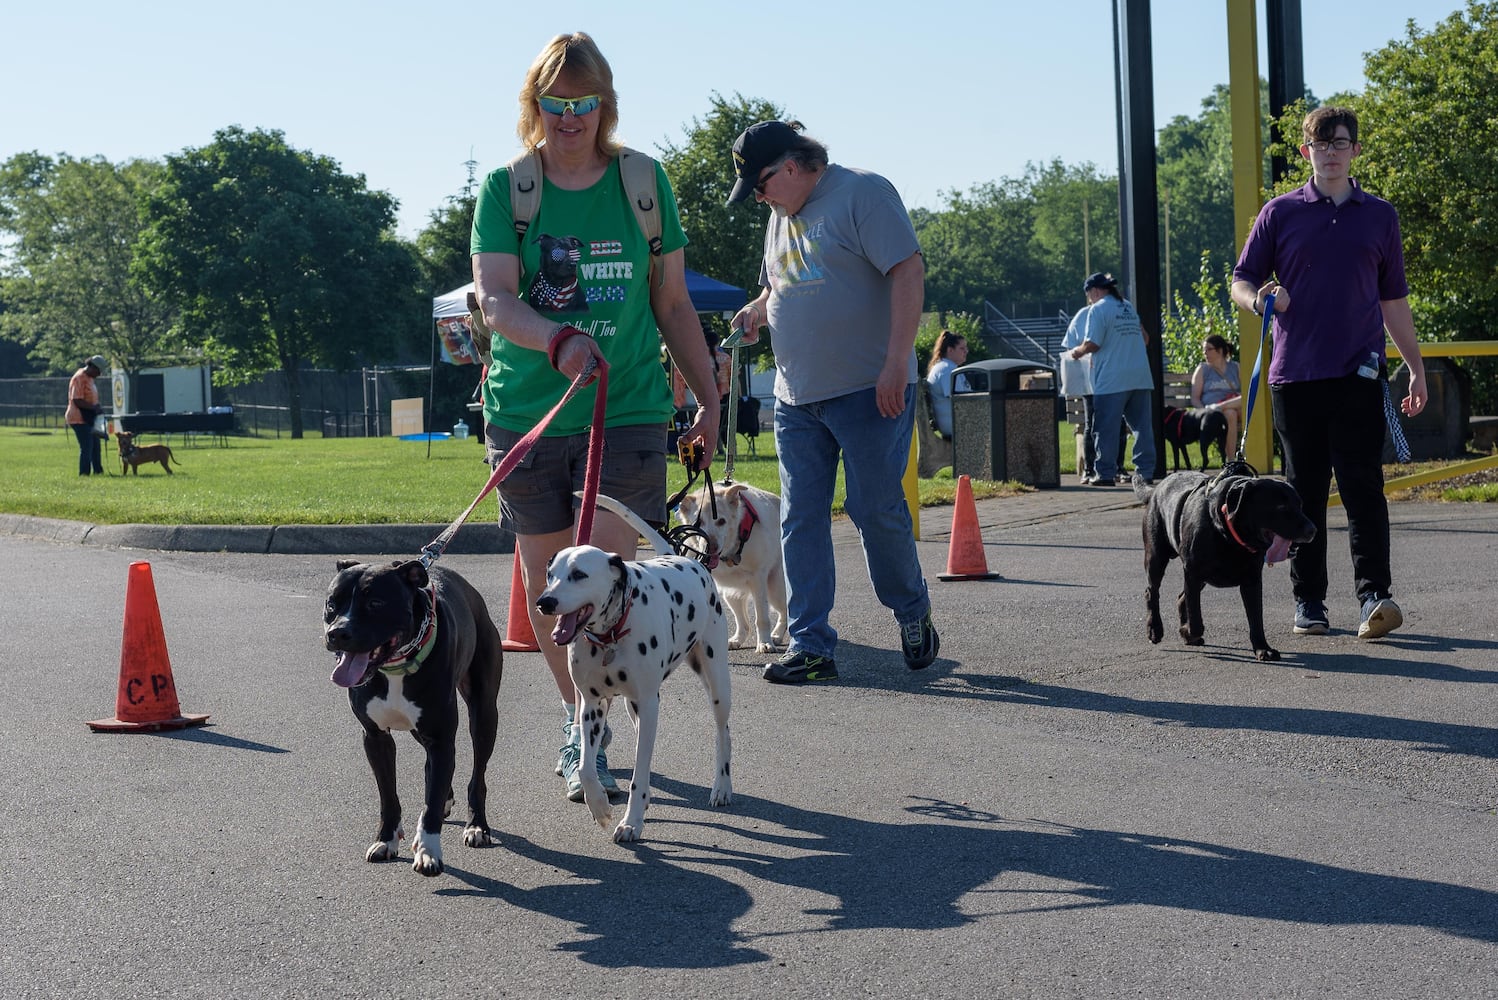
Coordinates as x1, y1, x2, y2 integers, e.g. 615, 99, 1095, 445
420, 359, 609, 568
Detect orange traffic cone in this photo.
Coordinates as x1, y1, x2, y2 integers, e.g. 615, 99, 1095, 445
501, 556, 540, 652
938, 475, 1001, 581
87, 561, 210, 732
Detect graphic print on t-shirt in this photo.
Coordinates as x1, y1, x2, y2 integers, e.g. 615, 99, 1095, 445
527, 233, 589, 313
770, 216, 827, 293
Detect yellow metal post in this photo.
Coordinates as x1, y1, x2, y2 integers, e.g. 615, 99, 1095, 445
1227, 0, 1276, 471
904, 426, 921, 539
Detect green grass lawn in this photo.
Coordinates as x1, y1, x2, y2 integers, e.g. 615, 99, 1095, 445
2, 425, 1031, 526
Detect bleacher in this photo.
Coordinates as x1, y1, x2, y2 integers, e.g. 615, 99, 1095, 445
981, 303, 1072, 367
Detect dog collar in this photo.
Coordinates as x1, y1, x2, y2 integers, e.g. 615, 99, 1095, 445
1219, 503, 1260, 555
723, 500, 761, 567
582, 579, 632, 651
380, 586, 438, 675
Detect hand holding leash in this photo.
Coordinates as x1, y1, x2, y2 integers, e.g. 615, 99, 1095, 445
547, 325, 607, 384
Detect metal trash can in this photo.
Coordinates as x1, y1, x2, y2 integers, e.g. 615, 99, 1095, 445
1385, 357, 1469, 461
951, 359, 1061, 488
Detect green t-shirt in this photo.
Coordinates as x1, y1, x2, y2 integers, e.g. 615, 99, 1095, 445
470, 157, 688, 434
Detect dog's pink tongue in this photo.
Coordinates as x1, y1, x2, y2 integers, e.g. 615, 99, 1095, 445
551, 608, 585, 645
1265, 534, 1293, 566
331, 651, 370, 688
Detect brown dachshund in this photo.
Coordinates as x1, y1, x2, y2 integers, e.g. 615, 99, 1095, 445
116, 431, 179, 475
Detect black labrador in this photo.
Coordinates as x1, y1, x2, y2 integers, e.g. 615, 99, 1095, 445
1136, 471, 1315, 661
1161, 405, 1230, 470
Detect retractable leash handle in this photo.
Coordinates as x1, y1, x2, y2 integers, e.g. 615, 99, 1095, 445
721, 320, 745, 485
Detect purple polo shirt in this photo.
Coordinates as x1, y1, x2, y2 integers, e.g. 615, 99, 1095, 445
1233, 178, 1409, 384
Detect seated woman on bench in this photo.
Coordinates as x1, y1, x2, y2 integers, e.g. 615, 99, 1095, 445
1191, 334, 1242, 462
925, 330, 969, 439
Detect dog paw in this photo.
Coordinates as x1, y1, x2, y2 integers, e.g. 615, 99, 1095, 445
612, 821, 641, 843
755, 640, 784, 654
1179, 628, 1205, 646
1256, 647, 1281, 662
585, 796, 614, 831
411, 850, 444, 877
411, 830, 444, 876
727, 635, 749, 650
365, 838, 399, 863
709, 778, 733, 808
462, 823, 492, 848
1147, 621, 1164, 644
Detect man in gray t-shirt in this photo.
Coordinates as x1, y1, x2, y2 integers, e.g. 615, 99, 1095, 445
725, 120, 938, 685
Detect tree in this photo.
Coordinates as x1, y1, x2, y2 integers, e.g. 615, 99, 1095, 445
656, 92, 784, 295
137, 127, 421, 437
915, 178, 1044, 317
0, 153, 178, 376
1156, 84, 1243, 313
414, 160, 478, 295
1356, 4, 1498, 345
1027, 159, 1121, 306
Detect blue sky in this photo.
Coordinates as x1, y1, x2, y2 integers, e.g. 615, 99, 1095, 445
0, 1, 1456, 239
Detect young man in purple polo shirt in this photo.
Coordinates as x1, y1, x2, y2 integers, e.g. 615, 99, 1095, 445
1231, 106, 1427, 640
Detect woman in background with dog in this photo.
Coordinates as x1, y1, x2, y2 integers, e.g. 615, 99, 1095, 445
924, 330, 968, 439
470, 31, 722, 803
1190, 334, 1242, 462
65, 354, 107, 476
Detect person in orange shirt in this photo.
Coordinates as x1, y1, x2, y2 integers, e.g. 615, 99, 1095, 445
65, 355, 107, 476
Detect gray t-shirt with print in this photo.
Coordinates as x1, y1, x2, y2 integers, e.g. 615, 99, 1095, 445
760, 164, 921, 405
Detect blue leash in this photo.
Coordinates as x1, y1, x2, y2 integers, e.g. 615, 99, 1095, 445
1238, 291, 1274, 461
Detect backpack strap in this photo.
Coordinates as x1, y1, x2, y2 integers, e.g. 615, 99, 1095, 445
507, 146, 664, 288
506, 149, 542, 242
618, 146, 664, 289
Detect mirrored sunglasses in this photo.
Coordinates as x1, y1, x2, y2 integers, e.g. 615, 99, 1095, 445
538, 94, 601, 117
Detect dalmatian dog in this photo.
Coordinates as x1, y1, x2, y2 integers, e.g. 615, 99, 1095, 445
677, 482, 788, 653
527, 234, 588, 313
536, 496, 733, 842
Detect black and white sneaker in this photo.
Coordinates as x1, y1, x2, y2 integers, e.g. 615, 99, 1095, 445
763, 650, 839, 684
900, 611, 940, 670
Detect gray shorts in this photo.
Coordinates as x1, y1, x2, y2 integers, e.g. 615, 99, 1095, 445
483, 423, 667, 535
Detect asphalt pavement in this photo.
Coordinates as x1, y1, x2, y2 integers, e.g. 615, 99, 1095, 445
2, 484, 1495, 999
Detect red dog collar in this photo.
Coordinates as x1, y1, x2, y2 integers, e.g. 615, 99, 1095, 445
1220, 503, 1259, 555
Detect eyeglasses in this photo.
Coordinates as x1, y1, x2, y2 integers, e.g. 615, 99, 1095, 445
754, 165, 780, 196
538, 93, 601, 117
1307, 138, 1353, 152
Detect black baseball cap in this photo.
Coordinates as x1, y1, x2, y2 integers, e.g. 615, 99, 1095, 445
1083, 272, 1118, 292
726, 121, 801, 205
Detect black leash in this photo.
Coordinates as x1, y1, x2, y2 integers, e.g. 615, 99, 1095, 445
663, 437, 716, 566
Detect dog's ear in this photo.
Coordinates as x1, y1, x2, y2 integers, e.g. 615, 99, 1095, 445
1222, 479, 1250, 522
393, 560, 429, 589
335, 559, 360, 571
608, 553, 628, 578
723, 483, 745, 501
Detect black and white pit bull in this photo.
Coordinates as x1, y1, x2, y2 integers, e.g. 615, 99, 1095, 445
324, 559, 502, 877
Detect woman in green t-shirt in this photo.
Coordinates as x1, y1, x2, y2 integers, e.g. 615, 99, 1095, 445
470, 31, 721, 803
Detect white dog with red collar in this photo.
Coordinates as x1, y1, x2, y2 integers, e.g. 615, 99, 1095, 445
536, 496, 733, 842
678, 482, 788, 653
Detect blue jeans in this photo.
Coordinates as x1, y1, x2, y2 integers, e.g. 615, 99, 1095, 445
773, 384, 930, 658
1091, 388, 1155, 482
